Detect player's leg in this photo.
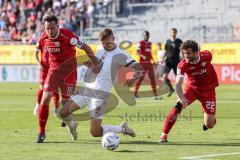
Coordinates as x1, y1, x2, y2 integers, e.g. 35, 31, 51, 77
163, 62, 174, 97
59, 70, 78, 130
52, 92, 60, 116
34, 71, 47, 115
90, 99, 136, 137
134, 70, 146, 98
199, 88, 217, 131
90, 118, 136, 137
36, 91, 53, 143
160, 87, 197, 142
203, 113, 216, 130
59, 76, 91, 141
59, 99, 80, 141
36, 71, 60, 143
34, 86, 43, 116
147, 65, 158, 99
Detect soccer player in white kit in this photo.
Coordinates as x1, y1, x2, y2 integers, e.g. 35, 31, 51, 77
59, 28, 143, 140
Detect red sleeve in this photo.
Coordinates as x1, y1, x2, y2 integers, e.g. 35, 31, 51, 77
177, 61, 185, 76
36, 37, 43, 51
201, 50, 212, 62
64, 29, 79, 46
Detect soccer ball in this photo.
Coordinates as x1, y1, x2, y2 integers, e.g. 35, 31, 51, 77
102, 132, 120, 151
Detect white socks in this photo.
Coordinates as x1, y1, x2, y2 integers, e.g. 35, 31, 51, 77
102, 125, 123, 135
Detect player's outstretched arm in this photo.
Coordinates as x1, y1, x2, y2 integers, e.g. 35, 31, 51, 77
78, 43, 101, 73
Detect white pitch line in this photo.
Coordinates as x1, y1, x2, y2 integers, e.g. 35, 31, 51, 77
180, 152, 240, 160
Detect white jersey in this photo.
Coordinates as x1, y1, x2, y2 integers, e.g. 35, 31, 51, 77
157, 50, 166, 62
84, 46, 136, 92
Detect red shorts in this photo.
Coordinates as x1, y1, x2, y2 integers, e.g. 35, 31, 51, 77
44, 69, 77, 99
39, 65, 49, 86
39, 71, 48, 86
140, 62, 154, 71
184, 87, 216, 115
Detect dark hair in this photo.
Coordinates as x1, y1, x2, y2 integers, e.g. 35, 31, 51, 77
99, 28, 113, 41
143, 30, 150, 35
44, 15, 58, 24
180, 40, 199, 53
171, 28, 177, 32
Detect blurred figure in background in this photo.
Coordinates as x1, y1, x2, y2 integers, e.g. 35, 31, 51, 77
163, 28, 182, 97
134, 31, 159, 100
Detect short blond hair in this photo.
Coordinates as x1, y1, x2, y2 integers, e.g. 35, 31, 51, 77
99, 28, 113, 41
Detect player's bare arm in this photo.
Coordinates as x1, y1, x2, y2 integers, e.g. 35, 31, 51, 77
176, 74, 188, 108
79, 43, 101, 73
34, 48, 42, 70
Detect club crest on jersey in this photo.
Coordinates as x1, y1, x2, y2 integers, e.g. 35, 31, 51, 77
55, 42, 60, 47
201, 62, 206, 67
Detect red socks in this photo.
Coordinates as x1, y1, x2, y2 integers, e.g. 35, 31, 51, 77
162, 107, 181, 134
38, 105, 49, 134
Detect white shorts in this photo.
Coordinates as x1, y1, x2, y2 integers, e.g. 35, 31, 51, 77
71, 88, 109, 119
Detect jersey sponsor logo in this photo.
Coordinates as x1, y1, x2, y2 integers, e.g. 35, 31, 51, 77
190, 67, 196, 70
192, 68, 207, 76
45, 47, 61, 53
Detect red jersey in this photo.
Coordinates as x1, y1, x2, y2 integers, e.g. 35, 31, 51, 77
37, 28, 78, 71
137, 40, 152, 63
177, 50, 219, 91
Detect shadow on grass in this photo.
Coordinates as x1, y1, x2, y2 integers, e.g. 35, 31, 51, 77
43, 141, 82, 144
115, 150, 151, 153
43, 140, 240, 147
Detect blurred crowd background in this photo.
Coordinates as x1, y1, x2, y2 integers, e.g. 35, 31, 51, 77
0, 0, 115, 44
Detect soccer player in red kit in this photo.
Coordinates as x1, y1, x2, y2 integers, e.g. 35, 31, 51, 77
134, 31, 158, 99
34, 43, 60, 116
35, 15, 101, 143
160, 40, 219, 142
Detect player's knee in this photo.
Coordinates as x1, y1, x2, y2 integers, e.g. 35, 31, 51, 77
205, 120, 216, 129
205, 122, 215, 129
174, 102, 183, 112
41, 95, 51, 105
90, 128, 102, 137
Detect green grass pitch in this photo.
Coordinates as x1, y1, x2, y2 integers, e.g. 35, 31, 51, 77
0, 83, 239, 160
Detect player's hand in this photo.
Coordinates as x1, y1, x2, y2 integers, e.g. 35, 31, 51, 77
124, 78, 136, 87
178, 96, 189, 109
38, 63, 43, 71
